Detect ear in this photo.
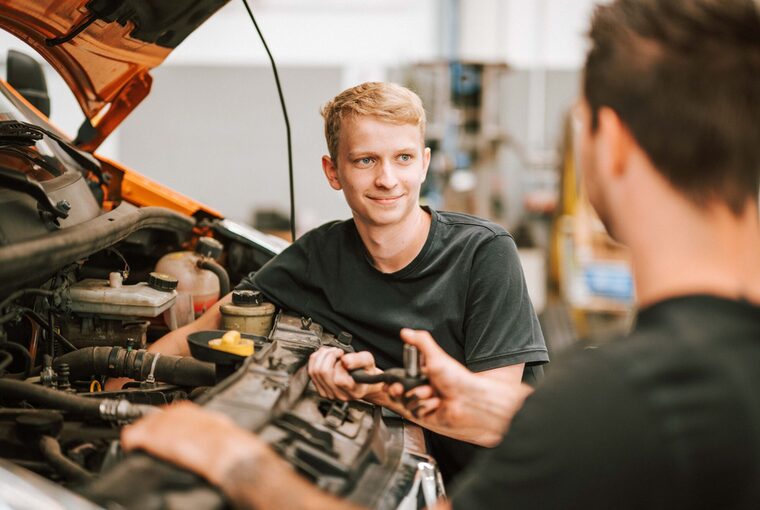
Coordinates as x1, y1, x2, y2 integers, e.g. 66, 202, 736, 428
421, 147, 431, 182
322, 155, 342, 191
596, 107, 634, 179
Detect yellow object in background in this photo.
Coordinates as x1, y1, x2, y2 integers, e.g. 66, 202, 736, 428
209, 330, 254, 357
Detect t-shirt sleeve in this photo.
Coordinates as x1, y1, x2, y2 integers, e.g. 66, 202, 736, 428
462, 234, 548, 372
450, 349, 669, 510
235, 231, 312, 311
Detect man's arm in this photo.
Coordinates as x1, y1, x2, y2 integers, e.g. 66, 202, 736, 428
121, 402, 365, 510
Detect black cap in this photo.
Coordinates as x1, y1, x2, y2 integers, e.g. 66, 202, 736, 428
195, 237, 223, 259
148, 272, 178, 292
232, 289, 263, 306
337, 331, 353, 346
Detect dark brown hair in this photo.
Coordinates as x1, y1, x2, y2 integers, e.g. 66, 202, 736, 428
584, 0, 760, 213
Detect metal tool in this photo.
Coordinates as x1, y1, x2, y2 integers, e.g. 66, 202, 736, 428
350, 344, 428, 392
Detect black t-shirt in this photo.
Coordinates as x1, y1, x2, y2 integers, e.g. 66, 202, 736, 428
452, 295, 760, 509
237, 207, 548, 480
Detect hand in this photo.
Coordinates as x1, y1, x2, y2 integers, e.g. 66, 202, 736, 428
121, 401, 265, 487
387, 329, 533, 446
307, 346, 384, 401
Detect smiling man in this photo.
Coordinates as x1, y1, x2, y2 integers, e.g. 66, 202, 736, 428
149, 82, 547, 481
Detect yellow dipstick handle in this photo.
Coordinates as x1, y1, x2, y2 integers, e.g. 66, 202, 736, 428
209, 330, 254, 357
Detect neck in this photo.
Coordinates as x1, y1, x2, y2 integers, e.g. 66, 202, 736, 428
621, 199, 760, 308
354, 206, 431, 273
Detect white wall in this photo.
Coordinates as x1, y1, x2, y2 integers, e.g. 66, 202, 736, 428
460, 0, 600, 68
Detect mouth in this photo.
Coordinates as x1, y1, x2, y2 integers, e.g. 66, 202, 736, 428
368, 195, 404, 205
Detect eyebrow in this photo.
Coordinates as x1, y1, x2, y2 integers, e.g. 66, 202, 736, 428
347, 147, 417, 158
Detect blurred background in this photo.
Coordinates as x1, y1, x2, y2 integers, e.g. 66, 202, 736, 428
0, 0, 633, 354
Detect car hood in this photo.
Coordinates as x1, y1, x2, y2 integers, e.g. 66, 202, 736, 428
0, 0, 229, 150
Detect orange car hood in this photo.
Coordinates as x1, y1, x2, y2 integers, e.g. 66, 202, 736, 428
0, 0, 229, 150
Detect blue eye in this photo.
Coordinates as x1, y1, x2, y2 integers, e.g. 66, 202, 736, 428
399, 154, 412, 162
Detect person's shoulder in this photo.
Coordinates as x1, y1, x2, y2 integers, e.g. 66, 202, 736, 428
435, 209, 512, 240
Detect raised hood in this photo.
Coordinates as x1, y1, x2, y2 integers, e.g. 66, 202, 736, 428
0, 0, 229, 150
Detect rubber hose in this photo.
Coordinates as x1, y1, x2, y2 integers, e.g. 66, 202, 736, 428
38, 435, 93, 483
53, 347, 215, 387
198, 259, 230, 297
0, 342, 32, 379
0, 379, 101, 417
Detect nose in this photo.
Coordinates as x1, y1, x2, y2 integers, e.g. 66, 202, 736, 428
374, 159, 399, 190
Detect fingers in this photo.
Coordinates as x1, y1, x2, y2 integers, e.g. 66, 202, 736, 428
408, 397, 441, 419
399, 329, 447, 360
308, 347, 345, 400
340, 351, 377, 372
399, 329, 469, 393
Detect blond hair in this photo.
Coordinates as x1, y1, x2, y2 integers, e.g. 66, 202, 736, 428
320, 82, 426, 161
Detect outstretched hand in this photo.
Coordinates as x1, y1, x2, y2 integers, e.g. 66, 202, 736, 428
387, 329, 533, 447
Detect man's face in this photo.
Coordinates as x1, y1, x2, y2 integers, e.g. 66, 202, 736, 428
323, 115, 430, 229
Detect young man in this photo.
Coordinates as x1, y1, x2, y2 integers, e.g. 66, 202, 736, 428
123, 0, 760, 508
147, 82, 548, 480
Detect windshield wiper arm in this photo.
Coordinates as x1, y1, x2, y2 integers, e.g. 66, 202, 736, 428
0, 121, 103, 184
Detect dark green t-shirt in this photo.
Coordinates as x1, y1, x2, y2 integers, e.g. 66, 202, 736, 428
237, 207, 548, 480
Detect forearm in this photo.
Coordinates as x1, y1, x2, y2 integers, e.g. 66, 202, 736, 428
149, 293, 231, 356
220, 444, 364, 510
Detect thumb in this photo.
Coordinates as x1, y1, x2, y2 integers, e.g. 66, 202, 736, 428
399, 328, 447, 361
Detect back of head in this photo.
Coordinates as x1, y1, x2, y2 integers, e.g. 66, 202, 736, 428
584, 0, 760, 214
321, 82, 426, 161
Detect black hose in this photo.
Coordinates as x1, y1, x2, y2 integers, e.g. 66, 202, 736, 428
0, 288, 55, 313
198, 259, 230, 297
0, 350, 12, 374
38, 435, 93, 483
0, 379, 101, 417
0, 342, 32, 379
53, 347, 216, 387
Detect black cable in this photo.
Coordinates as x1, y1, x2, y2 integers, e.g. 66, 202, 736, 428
0, 350, 12, 374
17, 307, 77, 353
0, 288, 55, 314
0, 342, 32, 379
240, 0, 297, 242
45, 12, 97, 46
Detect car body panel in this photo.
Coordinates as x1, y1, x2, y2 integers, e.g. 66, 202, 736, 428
0, 0, 230, 150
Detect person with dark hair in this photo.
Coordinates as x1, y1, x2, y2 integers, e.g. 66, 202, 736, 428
121, 0, 760, 508
391, 0, 760, 507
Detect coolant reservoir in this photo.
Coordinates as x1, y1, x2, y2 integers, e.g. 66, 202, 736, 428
155, 244, 221, 329
68, 273, 177, 317
220, 290, 275, 337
